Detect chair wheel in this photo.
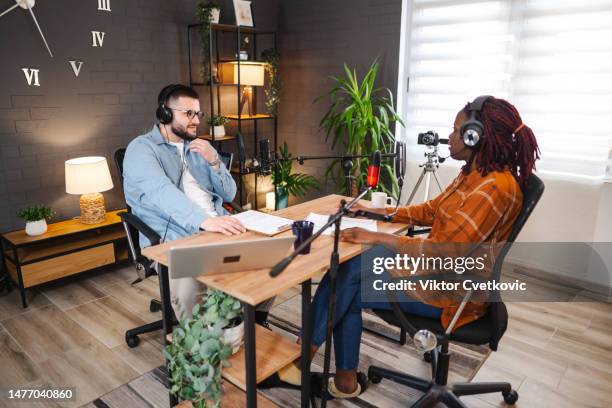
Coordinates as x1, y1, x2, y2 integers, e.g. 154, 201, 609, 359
503, 389, 518, 404
423, 351, 432, 362
150, 300, 161, 313
126, 335, 140, 348
368, 367, 382, 384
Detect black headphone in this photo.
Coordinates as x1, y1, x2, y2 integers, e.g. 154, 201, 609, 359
461, 95, 493, 149
156, 84, 183, 124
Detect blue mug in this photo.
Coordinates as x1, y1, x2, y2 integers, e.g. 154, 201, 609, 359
292, 220, 315, 255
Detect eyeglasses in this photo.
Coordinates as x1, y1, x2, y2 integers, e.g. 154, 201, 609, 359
169, 108, 204, 120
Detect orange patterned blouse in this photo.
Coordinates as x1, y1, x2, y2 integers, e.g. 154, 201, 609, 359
387, 169, 523, 331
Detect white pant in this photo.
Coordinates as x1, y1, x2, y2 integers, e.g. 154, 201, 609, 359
169, 276, 274, 321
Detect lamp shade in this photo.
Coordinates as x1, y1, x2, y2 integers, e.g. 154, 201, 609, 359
221, 62, 265, 86
65, 156, 114, 195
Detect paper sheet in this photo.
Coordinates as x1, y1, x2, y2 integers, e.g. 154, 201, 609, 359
231, 210, 294, 236
305, 212, 378, 236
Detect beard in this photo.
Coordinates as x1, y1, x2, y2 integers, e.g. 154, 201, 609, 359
171, 124, 198, 141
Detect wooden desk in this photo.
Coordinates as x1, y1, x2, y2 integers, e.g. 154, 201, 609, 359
142, 195, 409, 304
1, 210, 128, 307
142, 195, 409, 408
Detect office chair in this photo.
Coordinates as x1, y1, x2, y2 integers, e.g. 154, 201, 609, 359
114, 148, 167, 347
367, 173, 545, 407
114, 147, 243, 347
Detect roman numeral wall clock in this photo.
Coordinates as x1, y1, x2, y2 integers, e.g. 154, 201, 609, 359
0, 0, 111, 86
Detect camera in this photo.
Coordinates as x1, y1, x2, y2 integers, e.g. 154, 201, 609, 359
417, 131, 448, 146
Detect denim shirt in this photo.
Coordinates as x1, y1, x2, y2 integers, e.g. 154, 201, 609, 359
123, 125, 237, 247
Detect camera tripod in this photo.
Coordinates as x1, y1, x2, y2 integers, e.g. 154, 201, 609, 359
405, 144, 446, 206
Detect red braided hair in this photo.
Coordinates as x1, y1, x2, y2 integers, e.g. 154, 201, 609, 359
462, 97, 541, 187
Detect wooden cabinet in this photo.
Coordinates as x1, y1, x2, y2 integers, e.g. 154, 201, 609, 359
1, 210, 129, 307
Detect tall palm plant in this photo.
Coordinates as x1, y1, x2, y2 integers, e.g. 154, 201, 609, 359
317, 60, 404, 197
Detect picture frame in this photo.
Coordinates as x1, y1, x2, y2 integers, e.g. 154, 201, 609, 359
233, 0, 254, 27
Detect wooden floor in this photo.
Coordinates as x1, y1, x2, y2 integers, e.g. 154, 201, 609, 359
0, 263, 611, 407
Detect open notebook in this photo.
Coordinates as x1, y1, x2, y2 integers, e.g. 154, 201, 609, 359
231, 210, 294, 236
305, 212, 377, 235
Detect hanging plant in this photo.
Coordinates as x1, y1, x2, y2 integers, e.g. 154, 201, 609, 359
196, 2, 220, 83
261, 48, 281, 116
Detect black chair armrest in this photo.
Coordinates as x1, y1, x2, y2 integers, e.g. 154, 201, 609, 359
119, 211, 161, 246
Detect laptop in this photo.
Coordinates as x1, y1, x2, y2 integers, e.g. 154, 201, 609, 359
168, 236, 296, 279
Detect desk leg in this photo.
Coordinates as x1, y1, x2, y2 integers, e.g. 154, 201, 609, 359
244, 303, 257, 408
159, 264, 178, 408
301, 279, 312, 408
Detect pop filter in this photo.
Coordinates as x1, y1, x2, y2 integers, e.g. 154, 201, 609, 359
236, 132, 246, 173
394, 141, 406, 180
259, 139, 272, 176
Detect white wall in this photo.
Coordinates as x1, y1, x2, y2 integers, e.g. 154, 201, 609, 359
401, 159, 612, 287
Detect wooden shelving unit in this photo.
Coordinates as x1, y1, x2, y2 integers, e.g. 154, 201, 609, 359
225, 114, 274, 120
167, 324, 300, 393
198, 133, 237, 142
187, 23, 278, 209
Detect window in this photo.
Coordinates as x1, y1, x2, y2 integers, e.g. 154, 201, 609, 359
396, 0, 612, 181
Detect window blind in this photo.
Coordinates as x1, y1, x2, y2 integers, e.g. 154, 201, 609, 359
400, 0, 612, 180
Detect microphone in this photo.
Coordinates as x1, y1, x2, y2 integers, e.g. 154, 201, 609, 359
366, 150, 381, 188
259, 139, 272, 176
237, 132, 247, 173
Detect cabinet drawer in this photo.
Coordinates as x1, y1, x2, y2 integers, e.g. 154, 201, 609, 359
21, 244, 116, 288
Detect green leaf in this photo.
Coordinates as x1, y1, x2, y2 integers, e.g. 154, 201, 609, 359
315, 59, 400, 194
191, 303, 201, 316
184, 334, 195, 350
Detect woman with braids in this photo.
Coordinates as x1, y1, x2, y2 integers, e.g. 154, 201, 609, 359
274, 96, 541, 398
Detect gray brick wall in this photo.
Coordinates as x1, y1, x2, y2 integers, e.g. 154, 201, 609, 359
0, 0, 278, 231
0, 0, 400, 230
276, 0, 402, 205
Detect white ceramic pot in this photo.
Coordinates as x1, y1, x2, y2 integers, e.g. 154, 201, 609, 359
222, 321, 244, 354
212, 125, 225, 137
25, 219, 47, 236
210, 8, 220, 24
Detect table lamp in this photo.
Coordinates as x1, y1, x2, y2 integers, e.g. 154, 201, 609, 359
221, 61, 265, 116
65, 156, 114, 224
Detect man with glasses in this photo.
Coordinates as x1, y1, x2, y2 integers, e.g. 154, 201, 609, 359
122, 84, 273, 321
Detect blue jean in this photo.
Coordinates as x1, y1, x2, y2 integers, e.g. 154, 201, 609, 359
310, 246, 442, 370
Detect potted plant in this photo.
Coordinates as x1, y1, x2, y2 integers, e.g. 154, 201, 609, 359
317, 60, 404, 197
207, 115, 229, 138
201, 289, 244, 354
261, 48, 281, 116
272, 142, 320, 209
197, 2, 221, 82
164, 313, 232, 408
18, 205, 53, 236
